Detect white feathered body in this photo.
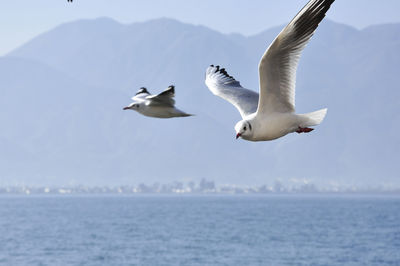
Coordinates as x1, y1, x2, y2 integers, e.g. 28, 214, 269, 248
136, 104, 191, 118
243, 108, 327, 141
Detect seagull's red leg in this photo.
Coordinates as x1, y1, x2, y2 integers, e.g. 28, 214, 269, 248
296, 127, 314, 134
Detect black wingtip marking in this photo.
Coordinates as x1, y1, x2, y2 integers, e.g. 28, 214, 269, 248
292, 0, 335, 41
208, 64, 237, 81
158, 85, 175, 97
211, 65, 236, 81
136, 87, 149, 95
167, 85, 175, 94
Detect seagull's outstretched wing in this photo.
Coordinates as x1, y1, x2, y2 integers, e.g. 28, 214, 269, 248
156, 85, 175, 98
132, 87, 150, 102
205, 65, 259, 118
146, 85, 176, 107
257, 0, 334, 115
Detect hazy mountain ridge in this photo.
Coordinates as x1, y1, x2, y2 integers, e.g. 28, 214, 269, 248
1, 18, 399, 186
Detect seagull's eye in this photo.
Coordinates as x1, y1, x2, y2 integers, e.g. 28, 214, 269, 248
244, 126, 247, 130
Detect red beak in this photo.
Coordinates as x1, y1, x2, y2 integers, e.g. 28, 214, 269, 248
123, 106, 130, 110
236, 133, 241, 139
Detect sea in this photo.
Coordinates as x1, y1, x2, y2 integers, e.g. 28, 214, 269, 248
0, 195, 399, 266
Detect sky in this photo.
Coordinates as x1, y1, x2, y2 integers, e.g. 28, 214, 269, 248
1, 0, 400, 56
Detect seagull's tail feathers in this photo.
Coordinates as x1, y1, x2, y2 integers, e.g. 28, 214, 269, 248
171, 108, 194, 118
176, 113, 194, 117
299, 108, 327, 127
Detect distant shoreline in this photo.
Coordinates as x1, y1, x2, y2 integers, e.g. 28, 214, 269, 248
1, 191, 399, 197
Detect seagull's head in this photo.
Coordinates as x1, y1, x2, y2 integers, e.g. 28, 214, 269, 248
123, 103, 140, 111
235, 120, 252, 140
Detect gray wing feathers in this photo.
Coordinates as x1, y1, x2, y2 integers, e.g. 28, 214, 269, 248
257, 0, 334, 115
147, 85, 176, 107
156, 85, 175, 98
205, 65, 259, 118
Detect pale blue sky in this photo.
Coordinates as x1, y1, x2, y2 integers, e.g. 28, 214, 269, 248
1, 0, 400, 55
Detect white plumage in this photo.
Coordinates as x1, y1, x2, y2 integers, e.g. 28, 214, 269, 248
123, 86, 193, 118
205, 0, 334, 141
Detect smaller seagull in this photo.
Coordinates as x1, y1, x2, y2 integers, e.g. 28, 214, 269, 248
123, 85, 193, 118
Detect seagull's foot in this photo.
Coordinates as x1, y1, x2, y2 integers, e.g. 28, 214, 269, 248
296, 127, 314, 134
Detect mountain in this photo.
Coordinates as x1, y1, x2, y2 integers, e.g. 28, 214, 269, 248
1, 18, 399, 187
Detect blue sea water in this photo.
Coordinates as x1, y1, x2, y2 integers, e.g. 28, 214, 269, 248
0, 195, 399, 266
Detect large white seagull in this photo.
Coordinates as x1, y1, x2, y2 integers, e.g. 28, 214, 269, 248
205, 0, 334, 141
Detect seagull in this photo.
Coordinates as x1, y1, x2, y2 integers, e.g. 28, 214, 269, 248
123, 85, 193, 118
205, 0, 333, 141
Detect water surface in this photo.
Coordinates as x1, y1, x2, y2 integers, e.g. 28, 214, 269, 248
0, 195, 399, 265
